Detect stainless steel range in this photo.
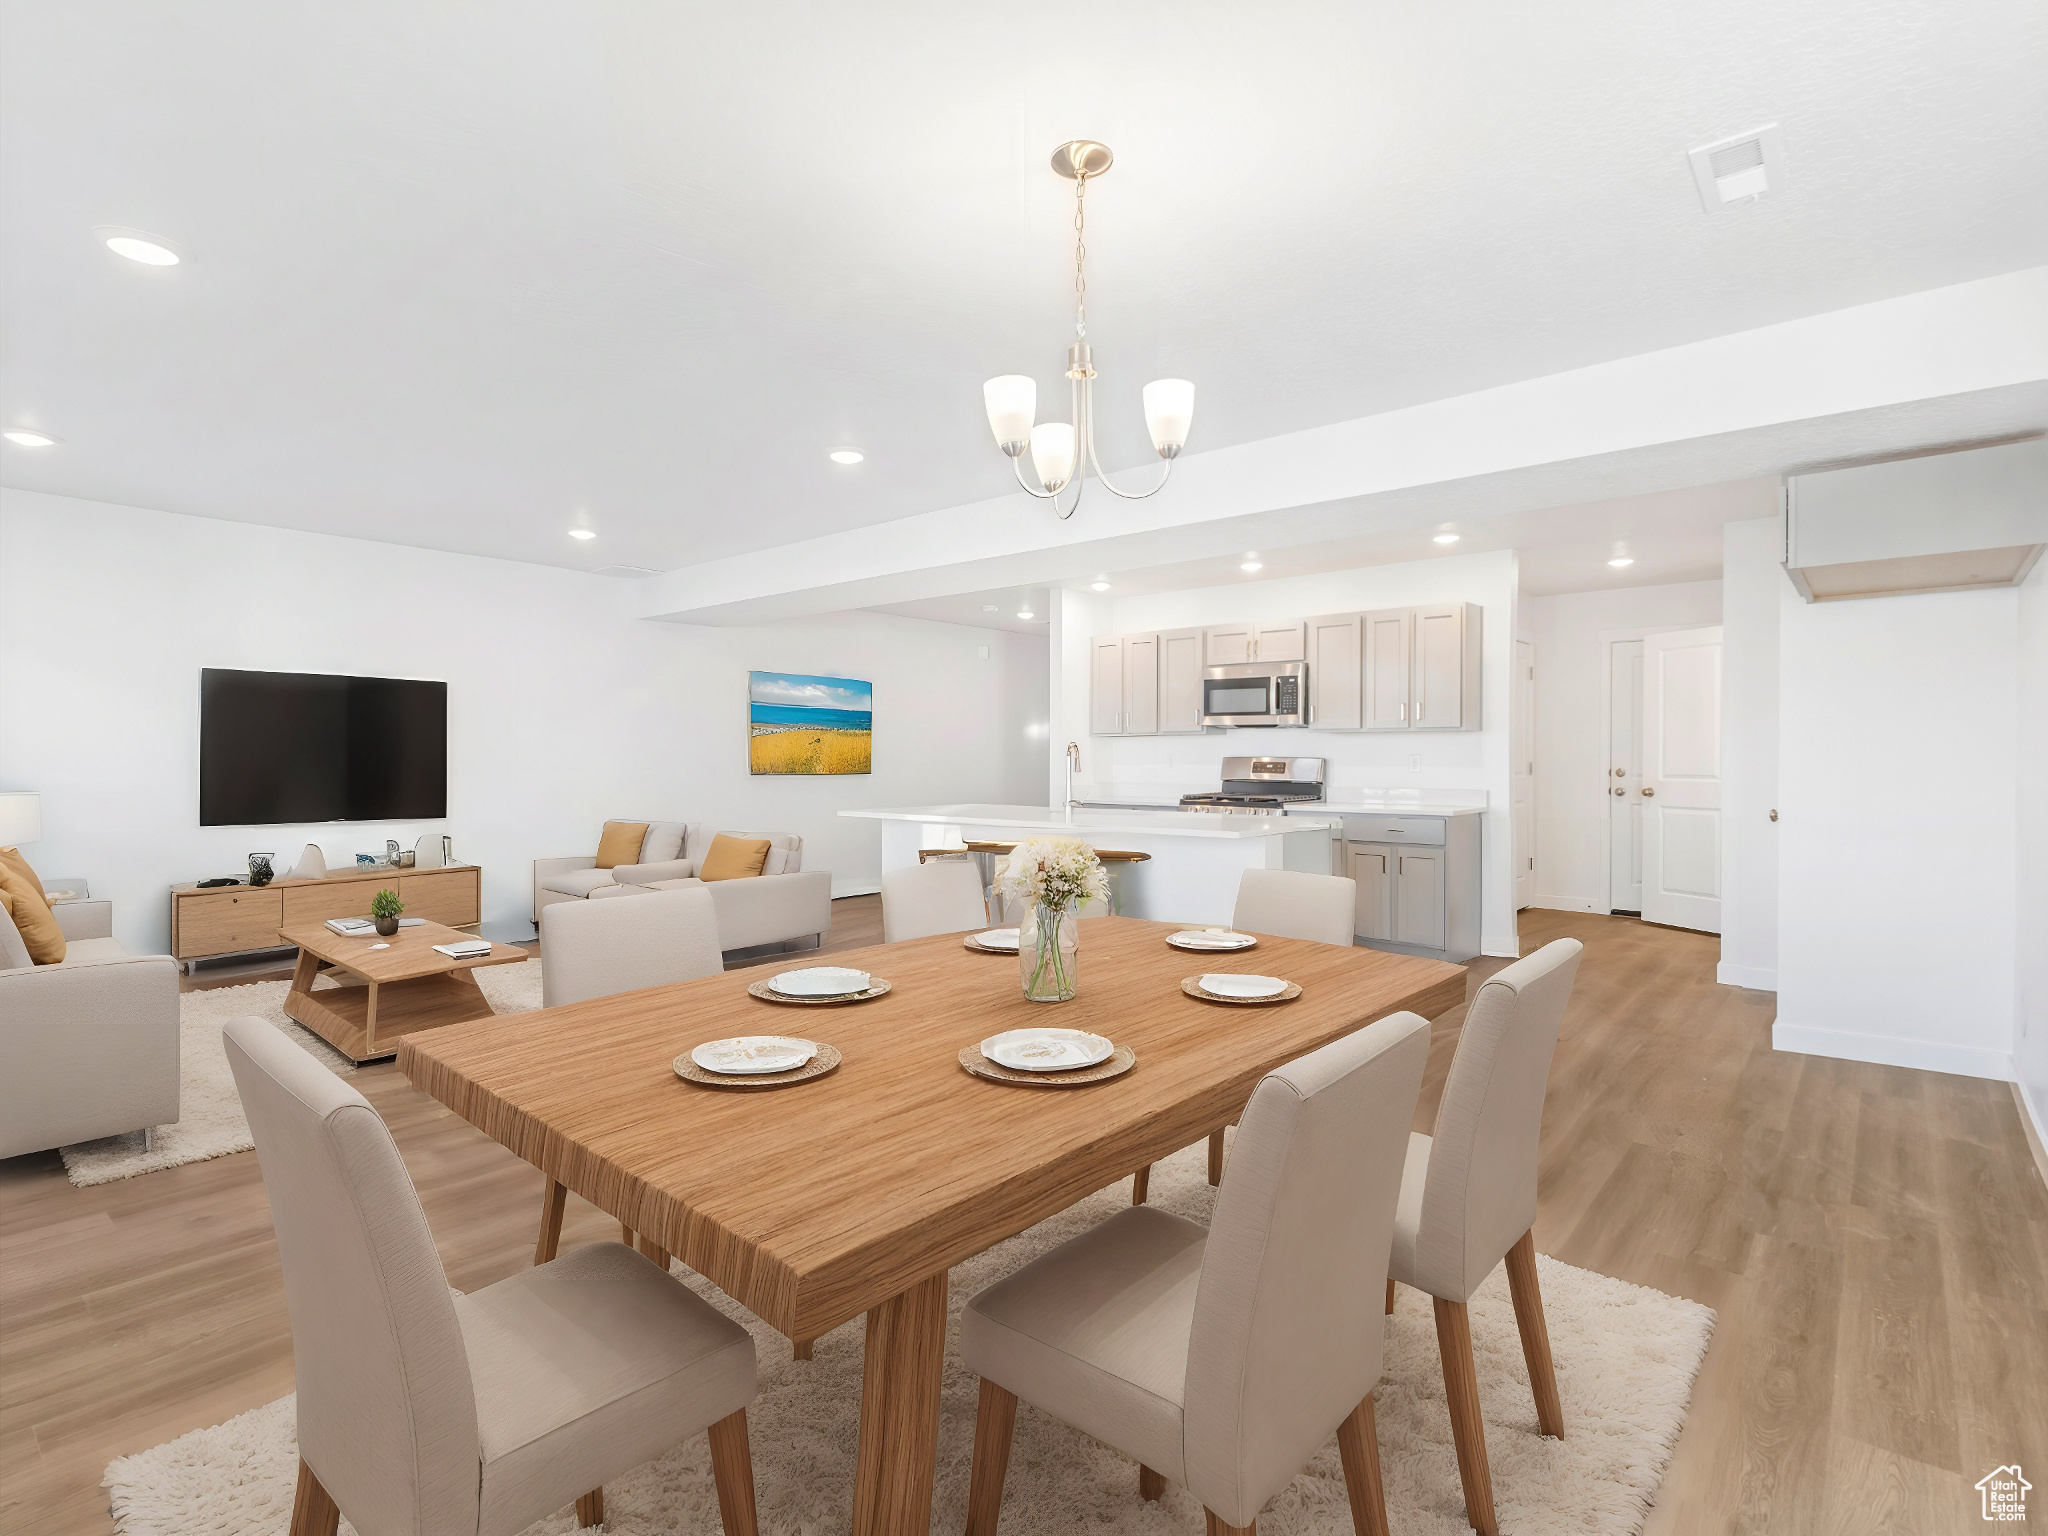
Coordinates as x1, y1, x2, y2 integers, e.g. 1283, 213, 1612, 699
1179, 756, 1327, 816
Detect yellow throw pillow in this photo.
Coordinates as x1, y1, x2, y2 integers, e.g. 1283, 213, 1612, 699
698, 834, 771, 882
0, 859, 64, 964
0, 845, 45, 899
594, 821, 650, 870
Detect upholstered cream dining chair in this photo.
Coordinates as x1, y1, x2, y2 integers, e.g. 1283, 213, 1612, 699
223, 1017, 760, 1536
960, 1010, 1431, 1536
1384, 936, 1583, 1536
540, 883, 723, 1007
1231, 867, 1358, 946
881, 858, 989, 942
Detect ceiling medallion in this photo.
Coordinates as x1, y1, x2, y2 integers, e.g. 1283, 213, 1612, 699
981, 141, 1193, 520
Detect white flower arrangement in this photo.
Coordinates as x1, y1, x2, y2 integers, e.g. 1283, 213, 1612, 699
997, 836, 1110, 913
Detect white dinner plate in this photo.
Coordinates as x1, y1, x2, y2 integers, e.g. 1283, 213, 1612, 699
689, 1036, 818, 1075
980, 1027, 1115, 1073
1168, 929, 1256, 951
974, 928, 1021, 951
768, 966, 872, 998
1198, 973, 1289, 999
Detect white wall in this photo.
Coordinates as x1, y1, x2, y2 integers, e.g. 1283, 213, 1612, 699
2016, 555, 2048, 1144
1053, 549, 1521, 956
1774, 575, 2019, 1080
0, 490, 1048, 950
1521, 579, 1724, 915
1718, 518, 1781, 990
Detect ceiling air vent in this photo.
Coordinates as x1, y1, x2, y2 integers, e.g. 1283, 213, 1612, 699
1689, 124, 1784, 210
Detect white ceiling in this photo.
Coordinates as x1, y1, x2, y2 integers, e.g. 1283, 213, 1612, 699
4, 2, 2045, 575
871, 477, 1781, 623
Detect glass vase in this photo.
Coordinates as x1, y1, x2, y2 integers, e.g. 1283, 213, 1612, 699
1020, 902, 1079, 1002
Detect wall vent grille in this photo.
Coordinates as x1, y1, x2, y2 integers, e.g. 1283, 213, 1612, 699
1688, 124, 1784, 210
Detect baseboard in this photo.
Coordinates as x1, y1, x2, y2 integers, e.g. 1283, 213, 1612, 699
1716, 961, 1777, 991
831, 881, 881, 900
1772, 1021, 2017, 1083
2014, 1081, 2048, 1198
1529, 894, 1601, 914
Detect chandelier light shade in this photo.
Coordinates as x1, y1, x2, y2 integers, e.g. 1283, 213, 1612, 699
983, 375, 1037, 456
1142, 378, 1195, 457
1029, 422, 1077, 492
981, 141, 1194, 519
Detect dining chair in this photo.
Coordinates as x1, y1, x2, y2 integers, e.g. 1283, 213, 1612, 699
881, 858, 989, 942
961, 1010, 1431, 1536
1384, 937, 1582, 1536
223, 1016, 760, 1536
1130, 867, 1361, 1205
539, 883, 722, 1007
1231, 867, 1357, 946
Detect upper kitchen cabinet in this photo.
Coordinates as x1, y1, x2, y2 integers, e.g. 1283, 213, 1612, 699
1411, 602, 1482, 730
1363, 608, 1413, 730
1202, 620, 1304, 665
1157, 629, 1206, 734
1306, 613, 1363, 730
1091, 630, 1203, 735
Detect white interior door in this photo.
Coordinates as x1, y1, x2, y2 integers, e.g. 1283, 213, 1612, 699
1608, 640, 1644, 911
1640, 626, 1723, 933
1512, 640, 1535, 909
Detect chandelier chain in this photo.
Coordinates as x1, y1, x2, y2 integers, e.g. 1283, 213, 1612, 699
1073, 173, 1087, 338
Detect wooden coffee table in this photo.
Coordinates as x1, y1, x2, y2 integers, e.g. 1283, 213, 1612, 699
281, 920, 529, 1063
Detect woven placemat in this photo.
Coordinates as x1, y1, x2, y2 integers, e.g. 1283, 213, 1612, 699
745, 977, 892, 1006
957, 1042, 1136, 1087
962, 936, 1019, 955
674, 1041, 842, 1090
1180, 977, 1303, 1006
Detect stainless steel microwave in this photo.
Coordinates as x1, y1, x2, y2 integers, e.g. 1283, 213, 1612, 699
1200, 661, 1308, 727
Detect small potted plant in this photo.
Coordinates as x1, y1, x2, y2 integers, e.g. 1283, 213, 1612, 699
370, 887, 404, 937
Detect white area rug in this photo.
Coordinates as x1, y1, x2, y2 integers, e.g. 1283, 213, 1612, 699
103, 1142, 1714, 1536
59, 961, 543, 1187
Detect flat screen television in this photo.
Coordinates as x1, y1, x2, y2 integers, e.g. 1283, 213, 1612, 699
199, 668, 448, 826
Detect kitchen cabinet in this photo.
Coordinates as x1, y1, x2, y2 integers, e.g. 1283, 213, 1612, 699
1412, 603, 1481, 730
1204, 623, 1255, 665
1306, 613, 1363, 730
1158, 629, 1206, 734
1363, 609, 1412, 729
1090, 637, 1126, 734
1124, 633, 1159, 735
1253, 621, 1307, 662
1342, 812, 1480, 961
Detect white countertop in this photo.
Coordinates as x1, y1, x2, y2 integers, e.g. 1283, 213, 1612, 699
1321, 802, 1486, 818
838, 804, 1340, 840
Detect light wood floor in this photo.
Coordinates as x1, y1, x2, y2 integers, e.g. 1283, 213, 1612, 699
3, 903, 2043, 1533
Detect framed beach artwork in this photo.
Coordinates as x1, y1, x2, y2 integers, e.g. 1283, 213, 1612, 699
748, 670, 873, 775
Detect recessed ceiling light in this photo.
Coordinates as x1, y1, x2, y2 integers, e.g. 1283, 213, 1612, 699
1090, 580, 1110, 592
1016, 609, 1035, 620
568, 528, 597, 540
97, 228, 183, 266
1607, 557, 1634, 568
1433, 533, 1461, 545
829, 449, 864, 465
981, 603, 998, 612
3, 429, 60, 447
1240, 561, 1263, 573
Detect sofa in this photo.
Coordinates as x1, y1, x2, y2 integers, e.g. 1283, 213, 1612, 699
0, 881, 181, 1159
534, 821, 832, 957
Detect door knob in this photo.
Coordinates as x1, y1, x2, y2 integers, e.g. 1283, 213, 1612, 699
1641, 787, 1655, 797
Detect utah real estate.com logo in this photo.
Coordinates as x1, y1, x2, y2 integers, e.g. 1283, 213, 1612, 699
1977, 1465, 2030, 1523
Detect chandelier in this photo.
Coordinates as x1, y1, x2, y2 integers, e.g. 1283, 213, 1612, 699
981, 140, 1194, 520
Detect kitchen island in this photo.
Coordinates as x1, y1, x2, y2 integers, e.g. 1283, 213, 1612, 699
839, 803, 1339, 925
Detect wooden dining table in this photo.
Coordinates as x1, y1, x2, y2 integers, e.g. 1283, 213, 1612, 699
399, 915, 1465, 1536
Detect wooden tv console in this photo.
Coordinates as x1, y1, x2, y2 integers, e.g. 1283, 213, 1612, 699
170, 863, 483, 972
